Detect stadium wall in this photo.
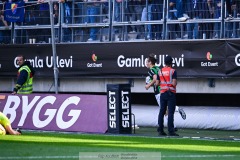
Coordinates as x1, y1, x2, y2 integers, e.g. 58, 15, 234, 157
1, 77, 240, 94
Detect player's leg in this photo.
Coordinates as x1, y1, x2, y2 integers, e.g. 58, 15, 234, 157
175, 105, 179, 112
175, 106, 186, 120
155, 93, 161, 107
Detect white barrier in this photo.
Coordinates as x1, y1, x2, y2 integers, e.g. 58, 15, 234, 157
132, 105, 240, 130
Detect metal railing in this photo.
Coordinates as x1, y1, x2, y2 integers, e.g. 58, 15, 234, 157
0, 0, 240, 44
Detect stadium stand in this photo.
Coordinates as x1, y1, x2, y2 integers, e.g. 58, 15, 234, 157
0, 0, 240, 43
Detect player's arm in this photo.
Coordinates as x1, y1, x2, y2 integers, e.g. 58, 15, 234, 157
172, 79, 177, 87
5, 125, 21, 135
156, 73, 160, 86
172, 70, 177, 87
12, 70, 28, 94
0, 113, 20, 135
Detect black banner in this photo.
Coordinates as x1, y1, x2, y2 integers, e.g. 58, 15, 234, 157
0, 40, 240, 78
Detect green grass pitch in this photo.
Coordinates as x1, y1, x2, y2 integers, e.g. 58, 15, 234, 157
0, 128, 240, 160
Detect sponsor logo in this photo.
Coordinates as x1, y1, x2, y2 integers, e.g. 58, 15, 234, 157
206, 52, 212, 60
201, 52, 218, 67
235, 53, 240, 66
11, 4, 18, 14
108, 91, 116, 128
2, 95, 81, 129
108, 90, 131, 129
14, 56, 73, 68
92, 54, 97, 62
87, 54, 103, 68
117, 54, 184, 68
121, 90, 130, 128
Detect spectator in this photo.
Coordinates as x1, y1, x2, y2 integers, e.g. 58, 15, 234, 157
101, 0, 109, 22
114, 0, 121, 22
141, 0, 153, 40
213, 0, 221, 38
185, 0, 203, 39
152, 0, 163, 39
112, 0, 121, 40
225, 0, 240, 38
234, 0, 240, 37
126, 0, 143, 33
168, 0, 181, 39
135, 0, 145, 39
24, 0, 38, 41
63, 1, 73, 42
53, 2, 60, 42
200, 0, 214, 39
0, 5, 10, 44
176, 0, 188, 21
226, 0, 233, 20
53, 2, 59, 24
37, 0, 50, 43
85, 0, 100, 41
76, 0, 84, 24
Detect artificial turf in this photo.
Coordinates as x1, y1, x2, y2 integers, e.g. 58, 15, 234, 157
0, 128, 240, 160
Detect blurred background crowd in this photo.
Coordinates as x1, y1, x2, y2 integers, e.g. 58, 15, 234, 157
0, 0, 240, 44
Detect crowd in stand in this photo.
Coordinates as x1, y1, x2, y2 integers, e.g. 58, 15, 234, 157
1, 0, 240, 43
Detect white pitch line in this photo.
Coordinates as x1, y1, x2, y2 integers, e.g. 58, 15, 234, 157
0, 156, 79, 159
162, 154, 238, 158
0, 155, 239, 159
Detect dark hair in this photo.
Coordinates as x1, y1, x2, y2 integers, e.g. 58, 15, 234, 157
148, 53, 157, 65
165, 56, 173, 65
17, 55, 25, 61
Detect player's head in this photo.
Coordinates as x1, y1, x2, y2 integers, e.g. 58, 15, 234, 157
164, 56, 173, 66
16, 55, 25, 66
147, 54, 157, 68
